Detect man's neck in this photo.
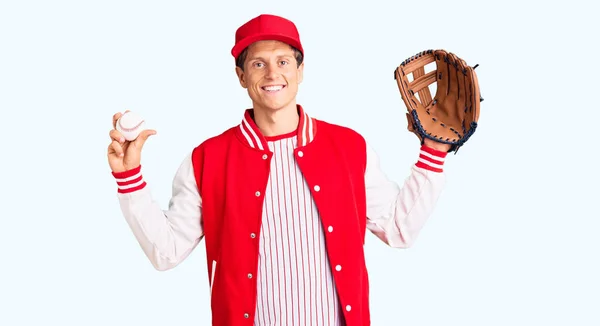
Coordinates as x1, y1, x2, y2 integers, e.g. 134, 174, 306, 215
252, 103, 300, 137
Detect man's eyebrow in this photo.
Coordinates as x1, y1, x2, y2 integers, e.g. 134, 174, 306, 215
248, 54, 294, 61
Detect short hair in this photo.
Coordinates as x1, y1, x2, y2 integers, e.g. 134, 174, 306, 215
235, 45, 304, 71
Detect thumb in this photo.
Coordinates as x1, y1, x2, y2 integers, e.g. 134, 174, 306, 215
133, 129, 157, 149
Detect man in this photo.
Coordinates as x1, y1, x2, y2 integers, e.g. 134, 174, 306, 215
107, 14, 450, 326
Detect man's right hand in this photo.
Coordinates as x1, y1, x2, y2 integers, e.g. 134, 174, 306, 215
107, 111, 157, 173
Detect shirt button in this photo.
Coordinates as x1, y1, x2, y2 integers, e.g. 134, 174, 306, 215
314, 185, 320, 192
262, 154, 268, 160
328, 226, 333, 232
297, 151, 304, 157
335, 265, 342, 271
346, 305, 352, 312
250, 233, 256, 238
255, 191, 261, 197
244, 313, 249, 318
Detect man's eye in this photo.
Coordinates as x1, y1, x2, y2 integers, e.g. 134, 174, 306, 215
280, 61, 288, 65
254, 62, 264, 67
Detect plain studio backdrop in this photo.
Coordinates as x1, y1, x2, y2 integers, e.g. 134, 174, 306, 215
0, 0, 598, 325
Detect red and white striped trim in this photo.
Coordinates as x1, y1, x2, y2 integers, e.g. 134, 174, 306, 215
112, 165, 147, 193
240, 113, 267, 150
298, 108, 316, 147
237, 105, 317, 150
415, 145, 447, 172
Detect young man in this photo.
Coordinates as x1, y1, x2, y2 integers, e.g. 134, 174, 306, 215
107, 14, 450, 326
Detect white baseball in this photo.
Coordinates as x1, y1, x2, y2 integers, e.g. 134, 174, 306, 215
116, 111, 146, 141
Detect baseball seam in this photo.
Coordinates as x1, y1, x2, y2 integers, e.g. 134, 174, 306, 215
118, 119, 145, 132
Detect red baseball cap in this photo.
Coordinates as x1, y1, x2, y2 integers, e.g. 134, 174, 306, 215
231, 14, 304, 60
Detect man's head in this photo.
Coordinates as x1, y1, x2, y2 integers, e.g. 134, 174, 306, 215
234, 40, 304, 113
231, 14, 305, 113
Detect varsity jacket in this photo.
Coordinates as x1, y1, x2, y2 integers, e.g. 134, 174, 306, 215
112, 105, 448, 325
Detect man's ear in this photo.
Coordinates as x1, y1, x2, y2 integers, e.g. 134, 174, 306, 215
297, 62, 304, 84
235, 66, 247, 88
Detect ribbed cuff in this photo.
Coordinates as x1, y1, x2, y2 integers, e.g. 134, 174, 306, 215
415, 145, 447, 172
112, 165, 146, 194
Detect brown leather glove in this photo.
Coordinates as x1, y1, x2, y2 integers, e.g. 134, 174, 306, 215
394, 49, 482, 153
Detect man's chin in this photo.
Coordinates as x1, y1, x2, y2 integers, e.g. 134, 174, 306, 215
258, 98, 288, 109
255, 102, 292, 112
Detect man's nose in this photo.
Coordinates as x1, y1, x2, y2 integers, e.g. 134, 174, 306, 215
265, 65, 279, 79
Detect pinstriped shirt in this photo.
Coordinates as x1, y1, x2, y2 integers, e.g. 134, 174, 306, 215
254, 131, 344, 326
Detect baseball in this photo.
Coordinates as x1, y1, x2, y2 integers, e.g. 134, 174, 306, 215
116, 111, 146, 141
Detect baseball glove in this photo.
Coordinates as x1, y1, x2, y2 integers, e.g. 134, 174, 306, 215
394, 49, 482, 153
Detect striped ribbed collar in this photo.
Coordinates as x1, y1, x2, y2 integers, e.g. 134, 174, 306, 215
236, 104, 317, 151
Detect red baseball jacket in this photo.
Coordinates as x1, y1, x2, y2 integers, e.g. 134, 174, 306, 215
112, 105, 448, 325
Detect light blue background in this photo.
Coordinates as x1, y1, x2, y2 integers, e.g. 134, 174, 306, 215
1, 0, 598, 325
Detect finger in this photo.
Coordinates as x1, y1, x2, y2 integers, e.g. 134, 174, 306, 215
434, 50, 449, 99
133, 129, 157, 149
108, 140, 124, 157
112, 110, 131, 129
112, 112, 123, 129
463, 66, 473, 122
453, 54, 468, 110
446, 52, 460, 99
464, 65, 480, 123
109, 129, 125, 143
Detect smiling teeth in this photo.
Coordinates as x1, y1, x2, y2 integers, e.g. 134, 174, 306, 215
263, 85, 283, 91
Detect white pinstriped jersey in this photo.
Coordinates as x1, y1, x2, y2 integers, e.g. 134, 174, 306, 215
254, 133, 344, 325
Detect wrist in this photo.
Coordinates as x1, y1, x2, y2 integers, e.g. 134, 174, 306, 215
422, 138, 452, 152
112, 165, 146, 193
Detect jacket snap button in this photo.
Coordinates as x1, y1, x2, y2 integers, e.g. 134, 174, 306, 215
250, 233, 256, 238
314, 185, 320, 192
262, 154, 268, 160
248, 273, 253, 279
346, 305, 351, 312
244, 313, 249, 318
328, 226, 333, 232
255, 191, 260, 197
335, 265, 342, 271
298, 151, 304, 157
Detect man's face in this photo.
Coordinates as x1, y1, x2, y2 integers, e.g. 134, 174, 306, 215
235, 40, 304, 113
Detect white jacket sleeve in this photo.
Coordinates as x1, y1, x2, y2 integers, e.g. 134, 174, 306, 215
365, 143, 447, 248
111, 153, 204, 271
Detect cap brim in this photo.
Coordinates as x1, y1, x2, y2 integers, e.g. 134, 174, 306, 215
231, 33, 303, 59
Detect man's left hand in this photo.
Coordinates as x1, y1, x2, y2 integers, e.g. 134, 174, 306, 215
423, 138, 451, 152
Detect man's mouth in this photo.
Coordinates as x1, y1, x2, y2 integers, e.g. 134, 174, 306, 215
261, 85, 286, 92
